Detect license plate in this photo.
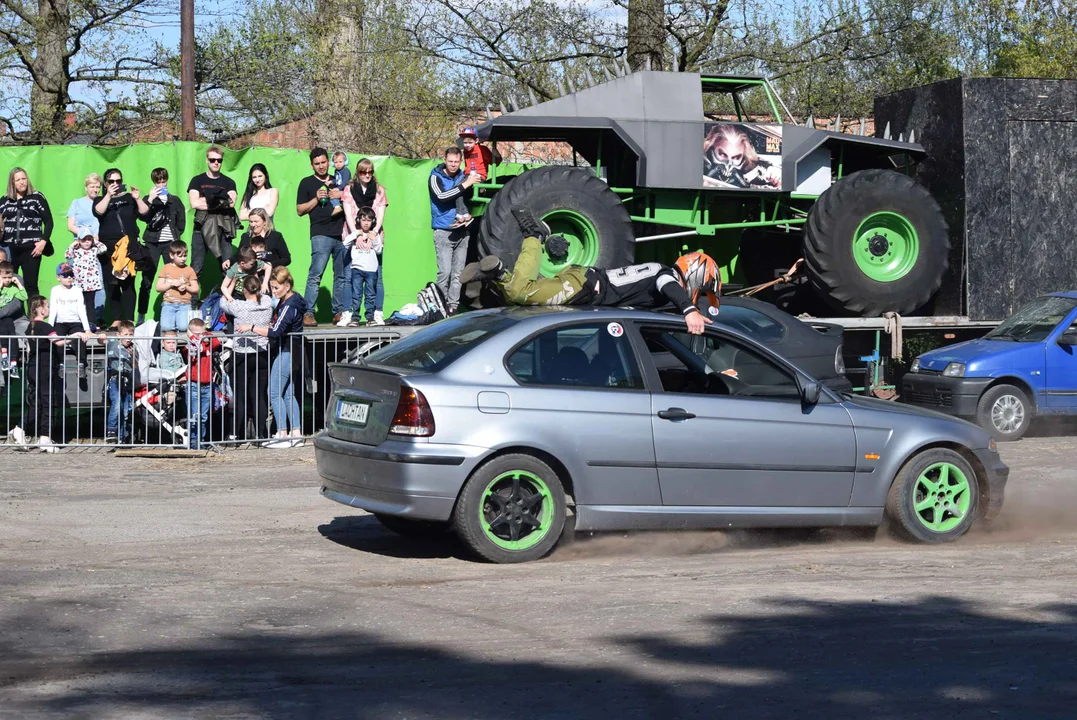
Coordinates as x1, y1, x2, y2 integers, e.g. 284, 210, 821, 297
336, 399, 370, 426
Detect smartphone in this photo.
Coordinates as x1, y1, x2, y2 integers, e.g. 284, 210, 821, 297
159, 186, 169, 199
116, 183, 127, 194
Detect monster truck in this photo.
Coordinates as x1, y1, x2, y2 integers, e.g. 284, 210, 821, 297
468, 70, 949, 317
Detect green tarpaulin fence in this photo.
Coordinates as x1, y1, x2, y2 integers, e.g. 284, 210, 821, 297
0, 142, 443, 321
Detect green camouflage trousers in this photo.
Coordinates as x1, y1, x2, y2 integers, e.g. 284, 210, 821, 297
497, 237, 589, 305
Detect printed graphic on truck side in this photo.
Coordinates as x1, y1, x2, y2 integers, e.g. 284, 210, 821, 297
703, 123, 783, 190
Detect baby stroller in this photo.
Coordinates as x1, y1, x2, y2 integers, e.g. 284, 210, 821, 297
133, 320, 188, 446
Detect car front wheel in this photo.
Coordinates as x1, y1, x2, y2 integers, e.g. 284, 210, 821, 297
976, 384, 1032, 441
885, 448, 980, 543
453, 454, 566, 563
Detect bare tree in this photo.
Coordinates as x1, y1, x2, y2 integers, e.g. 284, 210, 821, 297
0, 0, 174, 141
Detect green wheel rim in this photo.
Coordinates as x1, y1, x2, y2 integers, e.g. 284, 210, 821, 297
480, 470, 554, 551
540, 209, 599, 276
852, 211, 920, 282
913, 462, 971, 533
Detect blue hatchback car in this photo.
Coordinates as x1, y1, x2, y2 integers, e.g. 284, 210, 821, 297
902, 293, 1077, 440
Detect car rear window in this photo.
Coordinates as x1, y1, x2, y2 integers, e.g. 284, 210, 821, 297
363, 313, 518, 372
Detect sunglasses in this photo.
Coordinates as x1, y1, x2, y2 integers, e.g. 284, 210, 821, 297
108, 178, 122, 184
359, 171, 374, 177
208, 157, 223, 164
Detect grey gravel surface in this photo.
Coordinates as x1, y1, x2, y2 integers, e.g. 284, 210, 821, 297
1, 437, 1076, 719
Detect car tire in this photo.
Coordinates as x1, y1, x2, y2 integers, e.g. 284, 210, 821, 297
803, 169, 950, 316
885, 448, 980, 543
478, 166, 633, 275
453, 454, 567, 563
373, 513, 451, 539
976, 384, 1032, 441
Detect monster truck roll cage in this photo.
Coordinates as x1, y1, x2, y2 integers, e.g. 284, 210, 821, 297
468, 73, 922, 246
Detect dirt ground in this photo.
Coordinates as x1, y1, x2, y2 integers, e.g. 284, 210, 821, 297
1, 436, 1076, 719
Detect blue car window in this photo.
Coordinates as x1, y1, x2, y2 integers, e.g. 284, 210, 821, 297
508, 323, 644, 389
985, 296, 1077, 343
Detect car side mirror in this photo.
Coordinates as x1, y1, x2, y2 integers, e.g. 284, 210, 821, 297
801, 380, 821, 406
1059, 329, 1077, 347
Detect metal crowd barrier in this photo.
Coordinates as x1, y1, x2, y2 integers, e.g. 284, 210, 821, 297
0, 325, 419, 452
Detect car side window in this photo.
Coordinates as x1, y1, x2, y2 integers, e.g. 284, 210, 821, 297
507, 323, 644, 389
642, 327, 801, 400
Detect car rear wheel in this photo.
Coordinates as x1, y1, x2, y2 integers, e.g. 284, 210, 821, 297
453, 454, 566, 563
976, 384, 1032, 441
885, 448, 979, 543
373, 513, 451, 539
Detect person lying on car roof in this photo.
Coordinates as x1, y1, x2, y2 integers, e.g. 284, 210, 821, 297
460, 208, 721, 335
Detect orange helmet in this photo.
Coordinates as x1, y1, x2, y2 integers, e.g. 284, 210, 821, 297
674, 252, 721, 308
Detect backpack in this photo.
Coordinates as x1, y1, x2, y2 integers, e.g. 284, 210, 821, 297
199, 288, 229, 332
388, 282, 448, 326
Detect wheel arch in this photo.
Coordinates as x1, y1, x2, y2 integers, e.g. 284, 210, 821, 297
890, 440, 992, 518
983, 376, 1038, 412
461, 445, 577, 508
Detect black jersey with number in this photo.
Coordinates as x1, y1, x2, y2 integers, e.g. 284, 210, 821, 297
578, 263, 695, 315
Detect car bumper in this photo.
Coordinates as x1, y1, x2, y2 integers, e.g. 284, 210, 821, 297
972, 447, 1008, 520
901, 374, 993, 417
314, 432, 483, 522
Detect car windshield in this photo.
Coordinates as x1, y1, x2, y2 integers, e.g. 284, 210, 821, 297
364, 314, 518, 372
984, 296, 1077, 343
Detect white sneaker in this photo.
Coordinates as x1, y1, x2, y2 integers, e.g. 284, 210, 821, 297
10, 425, 26, 446
371, 310, 385, 326
38, 436, 58, 453
336, 311, 353, 327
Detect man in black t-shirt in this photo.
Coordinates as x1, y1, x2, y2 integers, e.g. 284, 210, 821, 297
187, 145, 238, 279
296, 147, 345, 326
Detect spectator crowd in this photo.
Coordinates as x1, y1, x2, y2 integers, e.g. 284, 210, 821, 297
0, 127, 502, 450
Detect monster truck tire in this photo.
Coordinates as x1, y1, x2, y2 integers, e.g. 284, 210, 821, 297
479, 166, 633, 274
803, 169, 949, 316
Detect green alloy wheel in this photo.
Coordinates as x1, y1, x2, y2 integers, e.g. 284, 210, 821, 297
852, 211, 920, 282
454, 454, 567, 563
540, 209, 600, 276
885, 448, 979, 543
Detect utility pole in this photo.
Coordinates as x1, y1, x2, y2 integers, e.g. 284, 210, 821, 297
180, 0, 196, 140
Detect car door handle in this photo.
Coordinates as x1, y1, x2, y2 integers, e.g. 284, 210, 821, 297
657, 407, 696, 421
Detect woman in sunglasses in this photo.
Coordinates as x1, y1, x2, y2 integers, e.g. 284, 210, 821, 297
93, 168, 149, 325
341, 158, 388, 326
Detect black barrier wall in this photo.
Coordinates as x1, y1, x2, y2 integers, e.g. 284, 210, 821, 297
876, 77, 1077, 321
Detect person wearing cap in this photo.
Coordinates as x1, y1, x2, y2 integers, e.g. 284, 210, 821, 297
48, 262, 104, 379
459, 126, 501, 181
454, 126, 502, 228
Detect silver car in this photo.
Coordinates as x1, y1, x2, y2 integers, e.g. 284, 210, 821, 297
315, 307, 1008, 563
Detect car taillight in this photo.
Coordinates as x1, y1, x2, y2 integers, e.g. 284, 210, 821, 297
390, 386, 435, 437
835, 346, 846, 375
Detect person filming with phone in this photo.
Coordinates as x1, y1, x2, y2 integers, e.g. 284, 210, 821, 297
137, 167, 186, 325
94, 168, 148, 326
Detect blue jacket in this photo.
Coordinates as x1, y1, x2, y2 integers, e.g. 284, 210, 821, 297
429, 163, 466, 230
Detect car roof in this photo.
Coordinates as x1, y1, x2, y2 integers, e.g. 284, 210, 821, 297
461, 305, 771, 347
